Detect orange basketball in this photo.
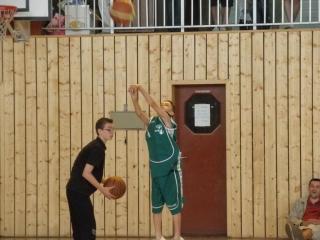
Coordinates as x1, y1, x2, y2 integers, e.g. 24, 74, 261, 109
109, 0, 135, 26
103, 176, 126, 199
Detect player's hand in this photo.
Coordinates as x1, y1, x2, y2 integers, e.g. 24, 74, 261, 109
101, 186, 116, 200
128, 85, 138, 100
128, 85, 138, 91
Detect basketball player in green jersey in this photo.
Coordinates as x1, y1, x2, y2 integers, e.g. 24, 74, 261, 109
129, 85, 183, 240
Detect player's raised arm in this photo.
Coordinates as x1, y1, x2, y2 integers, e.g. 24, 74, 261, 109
135, 85, 171, 127
128, 85, 149, 125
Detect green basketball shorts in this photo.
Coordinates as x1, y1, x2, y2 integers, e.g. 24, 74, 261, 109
151, 168, 183, 215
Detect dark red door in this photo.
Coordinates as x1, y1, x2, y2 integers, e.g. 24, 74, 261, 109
174, 85, 226, 235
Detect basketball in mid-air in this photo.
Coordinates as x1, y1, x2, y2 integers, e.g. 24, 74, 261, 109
110, 0, 135, 26
103, 176, 126, 199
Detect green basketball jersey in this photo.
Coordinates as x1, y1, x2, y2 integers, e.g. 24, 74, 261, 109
146, 116, 181, 178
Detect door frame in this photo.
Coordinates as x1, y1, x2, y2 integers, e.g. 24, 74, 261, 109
168, 80, 231, 234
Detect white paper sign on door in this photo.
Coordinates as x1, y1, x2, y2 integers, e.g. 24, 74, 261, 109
194, 104, 210, 127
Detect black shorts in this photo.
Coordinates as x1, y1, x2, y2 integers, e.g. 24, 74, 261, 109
211, 0, 234, 7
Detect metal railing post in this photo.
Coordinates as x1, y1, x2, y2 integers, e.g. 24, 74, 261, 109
253, 0, 257, 29
163, 0, 166, 26
200, 0, 203, 26
110, 0, 114, 33
181, 0, 185, 32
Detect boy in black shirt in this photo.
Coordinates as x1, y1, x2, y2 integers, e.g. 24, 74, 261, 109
66, 117, 115, 240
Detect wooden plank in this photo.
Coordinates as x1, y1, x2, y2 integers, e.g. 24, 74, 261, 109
0, 38, 3, 237
217, 35, 229, 235
70, 37, 82, 175
138, 35, 150, 237
149, 35, 161, 237
313, 31, 320, 178
14, 41, 26, 236
69, 37, 82, 186
81, 36, 93, 145
149, 37, 161, 116
195, 34, 206, 80
115, 35, 128, 236
167, 35, 183, 237
103, 35, 116, 236
81, 35, 93, 233
59, 37, 71, 237
300, 31, 313, 195
25, 38, 37, 237
36, 37, 49, 236
160, 35, 174, 237
47, 37, 59, 236
166, 35, 184, 237
92, 36, 105, 237
3, 38, 15, 236
276, 31, 289, 238
288, 32, 301, 209
218, 33, 229, 80
126, 35, 139, 237
172, 35, 183, 81
4, 39, 15, 236
252, 32, 265, 238
228, 32, 241, 237
160, 35, 172, 101
207, 33, 218, 81
264, 32, 277, 238
183, 34, 195, 80
240, 32, 253, 238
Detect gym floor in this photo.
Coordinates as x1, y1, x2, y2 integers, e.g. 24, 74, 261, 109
0, 238, 282, 240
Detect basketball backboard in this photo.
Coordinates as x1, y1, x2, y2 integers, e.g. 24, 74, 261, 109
0, 0, 51, 20
110, 111, 146, 130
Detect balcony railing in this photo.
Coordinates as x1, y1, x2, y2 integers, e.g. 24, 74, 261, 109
46, 0, 320, 34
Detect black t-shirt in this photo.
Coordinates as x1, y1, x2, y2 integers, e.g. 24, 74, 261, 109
67, 137, 106, 196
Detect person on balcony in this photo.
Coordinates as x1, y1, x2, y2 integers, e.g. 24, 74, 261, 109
284, 0, 301, 23
211, 0, 234, 29
238, 0, 273, 30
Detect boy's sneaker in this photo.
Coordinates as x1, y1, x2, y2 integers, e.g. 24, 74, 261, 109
285, 222, 303, 240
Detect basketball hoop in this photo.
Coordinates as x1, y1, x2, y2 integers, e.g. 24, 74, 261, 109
0, 5, 27, 41
0, 5, 17, 40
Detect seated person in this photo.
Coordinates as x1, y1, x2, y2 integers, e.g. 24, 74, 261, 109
238, 0, 273, 30
286, 178, 320, 240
